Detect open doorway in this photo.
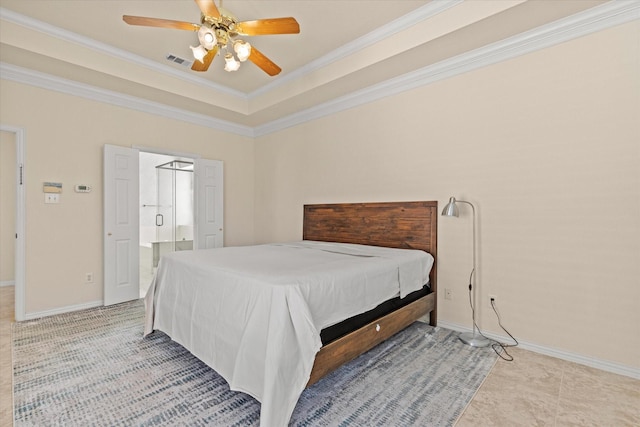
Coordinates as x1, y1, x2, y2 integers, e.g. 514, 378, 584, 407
139, 152, 194, 298
105, 144, 223, 306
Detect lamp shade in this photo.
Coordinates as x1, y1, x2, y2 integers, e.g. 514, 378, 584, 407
190, 45, 208, 63
234, 40, 251, 62
441, 197, 459, 217
224, 53, 241, 72
197, 26, 216, 50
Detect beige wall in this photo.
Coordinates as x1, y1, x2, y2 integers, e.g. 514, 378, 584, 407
0, 17, 637, 370
254, 21, 640, 368
0, 80, 255, 313
0, 131, 16, 283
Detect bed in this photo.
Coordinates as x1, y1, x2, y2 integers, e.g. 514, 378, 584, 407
144, 201, 438, 426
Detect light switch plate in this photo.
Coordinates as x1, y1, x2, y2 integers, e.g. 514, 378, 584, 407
45, 193, 60, 204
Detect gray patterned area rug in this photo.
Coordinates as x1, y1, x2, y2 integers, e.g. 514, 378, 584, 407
13, 300, 497, 426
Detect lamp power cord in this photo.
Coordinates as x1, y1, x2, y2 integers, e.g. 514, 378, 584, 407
467, 284, 518, 361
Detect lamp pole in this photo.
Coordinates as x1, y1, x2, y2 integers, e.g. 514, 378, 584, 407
442, 197, 489, 348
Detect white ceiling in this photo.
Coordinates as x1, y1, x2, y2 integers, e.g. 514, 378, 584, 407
0, 0, 607, 127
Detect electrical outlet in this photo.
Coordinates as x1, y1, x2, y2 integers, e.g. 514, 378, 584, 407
444, 288, 452, 300
489, 294, 497, 304
85, 273, 94, 283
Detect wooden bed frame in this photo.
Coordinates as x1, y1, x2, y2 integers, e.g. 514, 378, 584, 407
302, 201, 438, 385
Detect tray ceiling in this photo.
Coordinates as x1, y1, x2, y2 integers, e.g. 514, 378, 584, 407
0, 1, 608, 128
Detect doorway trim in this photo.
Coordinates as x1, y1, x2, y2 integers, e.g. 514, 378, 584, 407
133, 145, 201, 160
1, 124, 26, 321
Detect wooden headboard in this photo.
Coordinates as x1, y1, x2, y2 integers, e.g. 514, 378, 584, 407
303, 201, 437, 291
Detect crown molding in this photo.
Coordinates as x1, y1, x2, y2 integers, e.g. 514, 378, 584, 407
2, 1, 637, 138
254, 0, 640, 136
0, 7, 246, 99
0, 62, 254, 137
0, 2, 463, 102
248, 0, 463, 99
0, 1, 462, 101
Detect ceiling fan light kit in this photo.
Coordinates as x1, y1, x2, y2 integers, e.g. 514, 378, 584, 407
190, 44, 208, 63
197, 26, 216, 50
123, 0, 300, 76
224, 52, 241, 72
233, 40, 251, 62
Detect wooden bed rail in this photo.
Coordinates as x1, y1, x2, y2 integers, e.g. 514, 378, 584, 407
307, 292, 435, 386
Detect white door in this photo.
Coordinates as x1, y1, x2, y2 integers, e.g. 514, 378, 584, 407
104, 144, 140, 305
0, 125, 25, 320
194, 158, 223, 249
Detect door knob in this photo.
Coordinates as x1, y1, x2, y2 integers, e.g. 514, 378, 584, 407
107, 232, 112, 236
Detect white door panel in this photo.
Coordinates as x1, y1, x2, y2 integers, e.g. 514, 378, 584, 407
104, 144, 139, 305
194, 159, 223, 249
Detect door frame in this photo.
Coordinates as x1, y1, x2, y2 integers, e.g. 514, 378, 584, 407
1, 124, 26, 321
134, 145, 201, 161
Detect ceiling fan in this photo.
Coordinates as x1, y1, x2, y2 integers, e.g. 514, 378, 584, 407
123, 0, 300, 76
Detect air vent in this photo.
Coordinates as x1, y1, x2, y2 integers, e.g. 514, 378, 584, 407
166, 54, 193, 68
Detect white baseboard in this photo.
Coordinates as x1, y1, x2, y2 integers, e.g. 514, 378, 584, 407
24, 300, 104, 321
0, 280, 15, 287
437, 320, 640, 380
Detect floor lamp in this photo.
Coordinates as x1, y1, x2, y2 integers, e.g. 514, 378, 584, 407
442, 197, 490, 348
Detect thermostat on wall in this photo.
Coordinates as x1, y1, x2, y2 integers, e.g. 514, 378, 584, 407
74, 185, 92, 193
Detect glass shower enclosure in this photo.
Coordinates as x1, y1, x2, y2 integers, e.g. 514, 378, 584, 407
140, 155, 194, 295
152, 160, 194, 267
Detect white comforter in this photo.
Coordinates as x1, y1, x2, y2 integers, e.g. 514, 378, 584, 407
144, 241, 434, 426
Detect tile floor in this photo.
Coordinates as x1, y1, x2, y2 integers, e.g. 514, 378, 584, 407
0, 285, 638, 426
456, 346, 639, 426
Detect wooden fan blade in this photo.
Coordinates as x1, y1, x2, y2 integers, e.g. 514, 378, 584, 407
123, 15, 199, 31
248, 46, 281, 76
194, 0, 220, 18
191, 46, 218, 72
236, 17, 300, 36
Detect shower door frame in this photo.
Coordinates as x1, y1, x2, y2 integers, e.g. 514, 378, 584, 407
153, 159, 194, 265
